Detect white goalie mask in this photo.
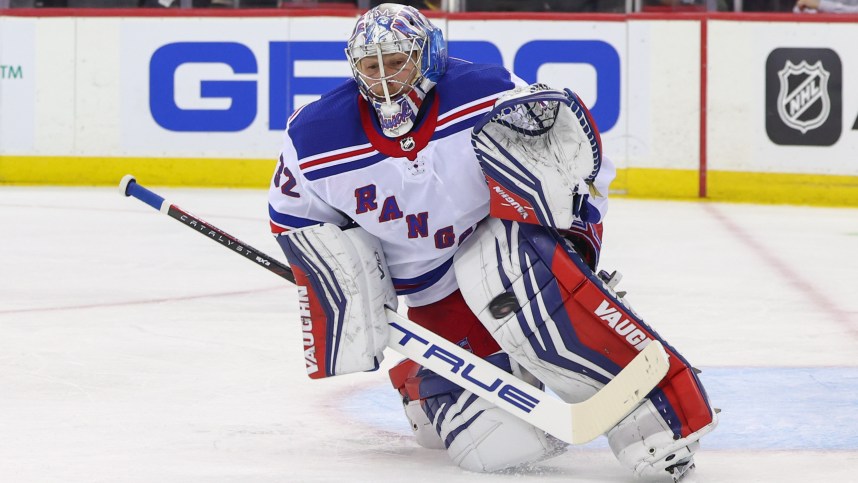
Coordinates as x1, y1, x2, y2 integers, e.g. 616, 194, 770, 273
346, 3, 447, 138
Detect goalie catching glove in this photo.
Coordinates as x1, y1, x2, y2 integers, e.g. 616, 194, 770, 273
277, 223, 397, 379
472, 84, 603, 229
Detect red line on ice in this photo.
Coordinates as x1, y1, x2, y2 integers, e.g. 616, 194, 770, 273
703, 204, 857, 340
0, 287, 283, 315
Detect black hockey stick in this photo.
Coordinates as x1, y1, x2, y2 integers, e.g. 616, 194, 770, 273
119, 174, 670, 445
120, 175, 294, 282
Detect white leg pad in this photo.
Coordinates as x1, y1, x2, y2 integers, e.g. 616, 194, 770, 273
439, 390, 561, 472
415, 353, 566, 472
403, 399, 445, 450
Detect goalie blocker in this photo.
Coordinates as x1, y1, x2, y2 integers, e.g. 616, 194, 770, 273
454, 218, 718, 478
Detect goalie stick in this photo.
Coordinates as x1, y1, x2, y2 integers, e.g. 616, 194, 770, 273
118, 174, 669, 445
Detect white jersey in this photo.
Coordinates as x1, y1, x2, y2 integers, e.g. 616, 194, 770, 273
269, 59, 612, 306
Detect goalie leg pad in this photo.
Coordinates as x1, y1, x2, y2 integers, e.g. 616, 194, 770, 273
391, 353, 563, 472
453, 218, 717, 467
278, 224, 397, 379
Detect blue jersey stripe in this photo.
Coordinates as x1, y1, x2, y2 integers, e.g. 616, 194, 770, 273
268, 204, 321, 229
392, 257, 454, 295
303, 152, 389, 181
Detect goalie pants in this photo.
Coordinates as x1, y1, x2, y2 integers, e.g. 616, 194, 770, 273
397, 217, 604, 357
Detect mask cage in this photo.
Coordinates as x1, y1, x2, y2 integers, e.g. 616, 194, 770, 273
347, 38, 427, 102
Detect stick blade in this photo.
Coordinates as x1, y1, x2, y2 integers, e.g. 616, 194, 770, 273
569, 340, 670, 444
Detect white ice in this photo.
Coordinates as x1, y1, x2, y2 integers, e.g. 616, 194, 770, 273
1, 186, 857, 482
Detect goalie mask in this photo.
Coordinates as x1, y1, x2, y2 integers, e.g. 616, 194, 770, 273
346, 3, 447, 138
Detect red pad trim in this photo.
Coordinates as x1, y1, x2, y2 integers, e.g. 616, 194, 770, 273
666, 368, 714, 435
389, 359, 422, 401
485, 175, 540, 225
549, 245, 589, 292
292, 265, 329, 380
269, 220, 289, 235
550, 249, 711, 434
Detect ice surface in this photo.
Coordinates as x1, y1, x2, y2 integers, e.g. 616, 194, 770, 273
2, 186, 856, 482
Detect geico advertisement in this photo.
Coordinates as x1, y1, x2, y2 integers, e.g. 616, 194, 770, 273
120, 18, 627, 159
0, 18, 36, 154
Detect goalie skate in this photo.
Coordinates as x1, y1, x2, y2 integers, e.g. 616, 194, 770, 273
667, 456, 696, 482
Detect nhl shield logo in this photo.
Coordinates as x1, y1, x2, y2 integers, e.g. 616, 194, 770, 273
399, 136, 416, 151
776, 61, 830, 134
765, 48, 841, 146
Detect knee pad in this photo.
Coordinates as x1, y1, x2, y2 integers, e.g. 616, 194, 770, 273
389, 354, 564, 472
454, 218, 717, 469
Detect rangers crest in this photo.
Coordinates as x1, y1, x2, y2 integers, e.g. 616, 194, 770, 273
776, 60, 831, 134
